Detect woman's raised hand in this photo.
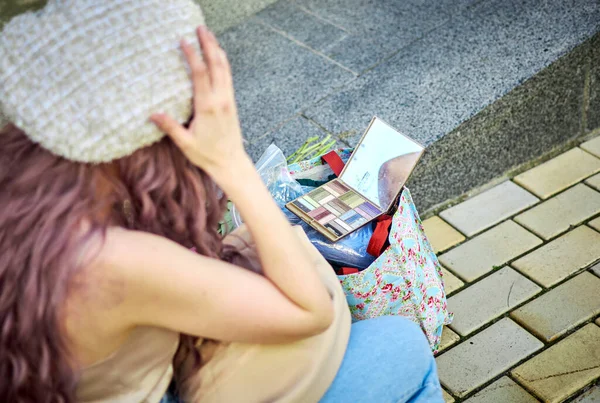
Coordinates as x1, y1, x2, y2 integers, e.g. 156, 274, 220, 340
150, 26, 247, 176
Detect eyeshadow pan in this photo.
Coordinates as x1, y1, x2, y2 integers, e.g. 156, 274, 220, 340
308, 206, 326, 218
293, 200, 312, 213
334, 218, 353, 232
329, 181, 347, 195
351, 217, 367, 229
318, 214, 335, 225
330, 220, 348, 235
313, 209, 330, 221
358, 201, 381, 217
333, 180, 350, 193
324, 203, 341, 215
355, 207, 371, 219
322, 184, 340, 197
331, 199, 350, 213
346, 212, 362, 225
325, 223, 343, 237
339, 210, 356, 221
320, 194, 335, 204
303, 196, 320, 208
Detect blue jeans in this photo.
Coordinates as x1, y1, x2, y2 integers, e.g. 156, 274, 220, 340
320, 316, 443, 403
162, 316, 443, 403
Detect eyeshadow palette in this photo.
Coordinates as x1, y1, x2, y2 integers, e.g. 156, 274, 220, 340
286, 116, 425, 242
288, 179, 383, 241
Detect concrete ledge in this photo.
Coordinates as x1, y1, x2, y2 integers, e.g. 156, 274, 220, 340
410, 32, 600, 212
195, 0, 278, 33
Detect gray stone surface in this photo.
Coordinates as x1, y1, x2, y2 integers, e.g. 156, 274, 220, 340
305, 0, 599, 142
591, 263, 600, 278
511, 272, 600, 342
448, 267, 541, 336
295, 0, 457, 73
218, 20, 354, 140
410, 31, 596, 212
436, 318, 543, 397
302, 0, 600, 210
256, 0, 347, 54
197, 0, 279, 33
588, 34, 600, 133
0, 0, 46, 29
245, 115, 347, 161
463, 377, 539, 403
440, 181, 539, 237
573, 385, 600, 402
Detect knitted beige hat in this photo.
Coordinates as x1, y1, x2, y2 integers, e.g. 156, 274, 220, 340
0, 0, 205, 163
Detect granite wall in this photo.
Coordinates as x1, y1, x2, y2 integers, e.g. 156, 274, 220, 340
408, 31, 600, 213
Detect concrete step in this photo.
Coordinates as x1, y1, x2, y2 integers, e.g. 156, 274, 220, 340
218, 0, 600, 211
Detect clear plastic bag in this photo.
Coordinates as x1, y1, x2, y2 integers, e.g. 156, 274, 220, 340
232, 144, 376, 269
232, 144, 306, 227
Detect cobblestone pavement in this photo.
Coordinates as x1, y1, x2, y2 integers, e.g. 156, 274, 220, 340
423, 135, 600, 402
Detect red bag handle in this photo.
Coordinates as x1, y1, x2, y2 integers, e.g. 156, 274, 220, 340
367, 215, 392, 257
321, 150, 345, 177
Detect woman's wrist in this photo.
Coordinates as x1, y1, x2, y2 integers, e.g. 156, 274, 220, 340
207, 150, 261, 195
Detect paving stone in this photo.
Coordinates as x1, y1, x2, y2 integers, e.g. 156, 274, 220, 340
513, 148, 600, 199
597, 318, 600, 326
438, 326, 460, 354
511, 272, 600, 342
440, 181, 539, 237
256, 0, 347, 53
581, 136, 600, 158
586, 173, 600, 191
422, 216, 466, 254
448, 267, 541, 336
514, 183, 600, 240
573, 385, 600, 402
512, 226, 600, 288
436, 318, 543, 397
463, 377, 538, 403
442, 389, 455, 403
219, 20, 354, 140
512, 324, 600, 403
589, 217, 600, 232
591, 263, 600, 278
441, 267, 465, 295
438, 221, 542, 283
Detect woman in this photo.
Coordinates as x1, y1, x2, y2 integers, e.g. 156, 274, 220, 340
0, 1, 443, 402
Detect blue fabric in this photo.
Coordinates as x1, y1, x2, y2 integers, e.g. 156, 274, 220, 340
320, 316, 444, 403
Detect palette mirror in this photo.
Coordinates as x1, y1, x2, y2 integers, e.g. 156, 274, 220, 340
286, 116, 424, 242
340, 117, 424, 210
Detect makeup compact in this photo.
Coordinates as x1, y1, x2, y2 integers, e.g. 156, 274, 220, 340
286, 116, 425, 242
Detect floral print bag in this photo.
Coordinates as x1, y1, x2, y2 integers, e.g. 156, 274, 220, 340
288, 150, 453, 352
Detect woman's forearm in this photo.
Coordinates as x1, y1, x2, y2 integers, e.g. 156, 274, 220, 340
211, 153, 333, 322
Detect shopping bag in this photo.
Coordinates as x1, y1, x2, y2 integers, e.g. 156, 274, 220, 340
288, 150, 453, 352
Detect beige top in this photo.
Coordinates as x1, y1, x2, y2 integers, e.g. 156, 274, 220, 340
76, 227, 351, 403
77, 326, 180, 403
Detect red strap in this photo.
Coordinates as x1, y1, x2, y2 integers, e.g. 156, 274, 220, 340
321, 150, 345, 177
367, 215, 393, 257
341, 267, 359, 275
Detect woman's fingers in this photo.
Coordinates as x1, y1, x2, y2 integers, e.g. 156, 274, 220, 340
197, 26, 229, 94
150, 113, 192, 150
181, 39, 211, 109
